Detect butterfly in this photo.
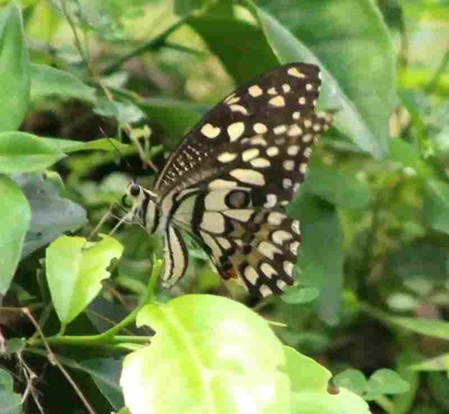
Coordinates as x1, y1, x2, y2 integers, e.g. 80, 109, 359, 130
126, 62, 332, 297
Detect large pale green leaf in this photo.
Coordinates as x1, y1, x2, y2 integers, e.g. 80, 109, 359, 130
0, 1, 30, 132
290, 193, 343, 325
246, 0, 396, 158
121, 295, 290, 414
285, 347, 371, 414
364, 369, 410, 401
389, 316, 449, 341
30, 63, 95, 102
14, 174, 87, 259
0, 132, 65, 173
0, 174, 30, 294
46, 234, 124, 324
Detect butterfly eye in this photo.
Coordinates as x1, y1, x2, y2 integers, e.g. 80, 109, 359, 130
129, 184, 141, 197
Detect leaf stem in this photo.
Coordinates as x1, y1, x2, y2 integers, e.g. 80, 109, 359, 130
27, 261, 162, 348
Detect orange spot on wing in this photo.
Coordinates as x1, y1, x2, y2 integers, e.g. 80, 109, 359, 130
224, 266, 238, 279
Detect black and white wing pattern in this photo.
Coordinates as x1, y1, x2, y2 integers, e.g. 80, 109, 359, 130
154, 62, 332, 297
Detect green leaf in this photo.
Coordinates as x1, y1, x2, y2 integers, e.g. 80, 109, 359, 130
14, 174, 87, 259
0, 174, 30, 294
46, 234, 124, 324
302, 162, 370, 209
389, 139, 431, 178
121, 295, 290, 414
388, 316, 449, 341
0, 391, 22, 414
285, 347, 371, 414
365, 369, 410, 400
37, 137, 134, 154
410, 353, 449, 372
0, 1, 30, 132
333, 369, 367, 396
423, 179, 449, 235
140, 98, 206, 141
281, 286, 320, 305
0, 369, 13, 391
30, 63, 95, 102
94, 98, 145, 124
290, 193, 343, 325
80, 359, 124, 410
245, 0, 396, 158
0, 132, 65, 173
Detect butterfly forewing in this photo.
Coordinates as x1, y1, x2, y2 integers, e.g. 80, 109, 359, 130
154, 62, 332, 296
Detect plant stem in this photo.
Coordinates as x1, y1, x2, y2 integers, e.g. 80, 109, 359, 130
101, 17, 188, 75
27, 261, 162, 348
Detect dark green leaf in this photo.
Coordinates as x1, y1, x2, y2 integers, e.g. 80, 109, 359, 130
246, 0, 396, 157
94, 99, 145, 124
37, 137, 134, 154
0, 391, 22, 414
365, 369, 410, 400
0, 369, 13, 392
0, 174, 30, 294
290, 193, 343, 325
80, 359, 124, 410
0, 1, 30, 132
423, 179, 449, 235
281, 286, 319, 305
14, 174, 87, 259
388, 317, 449, 341
389, 139, 431, 177
30, 63, 95, 102
302, 162, 370, 209
0, 132, 65, 173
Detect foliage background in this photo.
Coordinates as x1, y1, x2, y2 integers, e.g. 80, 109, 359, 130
0, 0, 449, 413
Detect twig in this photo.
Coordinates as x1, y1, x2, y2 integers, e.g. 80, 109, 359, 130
22, 308, 97, 414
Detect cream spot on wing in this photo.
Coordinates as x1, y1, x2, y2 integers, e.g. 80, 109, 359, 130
268, 212, 284, 225
273, 125, 287, 135
264, 193, 277, 208
291, 221, 300, 234
230, 105, 248, 115
205, 191, 228, 211
299, 163, 308, 174
284, 261, 294, 277
260, 285, 272, 297
242, 148, 259, 162
217, 237, 232, 250
277, 280, 287, 290
223, 209, 253, 222
201, 123, 220, 139
298, 97, 306, 105
304, 147, 312, 158
293, 111, 300, 120
272, 230, 293, 245
201, 232, 223, 259
304, 119, 312, 128
283, 178, 292, 189
303, 134, 312, 143
250, 158, 270, 168
283, 160, 295, 171
208, 179, 238, 190
217, 152, 238, 163
269, 96, 285, 107
250, 137, 267, 146
287, 67, 305, 78
258, 241, 282, 260
313, 124, 321, 132
287, 124, 303, 137
227, 122, 245, 142
245, 266, 258, 285
248, 85, 263, 97
290, 241, 299, 255
253, 123, 267, 134
230, 169, 265, 186
266, 146, 279, 157
282, 83, 291, 93
261, 263, 276, 279
200, 212, 225, 234
287, 145, 300, 156
227, 96, 240, 105
306, 83, 313, 91
268, 87, 277, 95
293, 183, 299, 193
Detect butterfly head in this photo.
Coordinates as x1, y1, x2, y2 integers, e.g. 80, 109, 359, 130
125, 181, 159, 233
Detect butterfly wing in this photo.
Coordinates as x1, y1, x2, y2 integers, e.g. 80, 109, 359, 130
155, 62, 332, 296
